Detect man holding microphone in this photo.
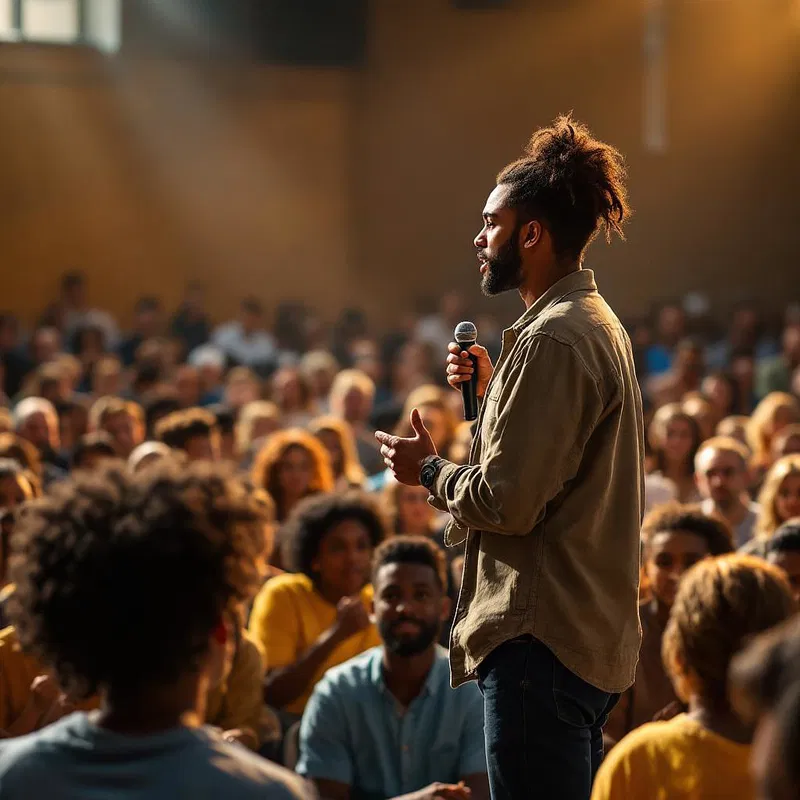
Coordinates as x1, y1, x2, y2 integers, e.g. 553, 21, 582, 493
376, 116, 644, 800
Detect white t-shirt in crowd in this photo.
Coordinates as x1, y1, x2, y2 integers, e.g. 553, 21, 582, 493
0, 712, 315, 800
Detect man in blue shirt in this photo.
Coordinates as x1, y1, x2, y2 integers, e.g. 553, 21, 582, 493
297, 537, 488, 800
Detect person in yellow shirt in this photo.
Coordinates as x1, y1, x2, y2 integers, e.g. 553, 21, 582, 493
248, 491, 386, 716
592, 554, 797, 800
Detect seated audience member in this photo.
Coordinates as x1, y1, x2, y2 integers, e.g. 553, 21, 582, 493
272, 367, 317, 429
0, 463, 312, 798
173, 364, 202, 409
248, 492, 384, 717
154, 408, 220, 463
681, 392, 716, 442
91, 355, 123, 399
205, 610, 278, 753
224, 367, 263, 411
647, 403, 702, 503
765, 520, 800, 603
747, 455, 800, 555
142, 392, 181, 438
252, 430, 334, 527
309, 417, 366, 491
300, 351, 340, 412
729, 616, 800, 800
298, 537, 488, 800
329, 369, 383, 477
747, 392, 800, 483
0, 435, 42, 489
701, 372, 739, 425
695, 437, 759, 548
236, 401, 283, 466
70, 432, 117, 472
592, 554, 796, 800
56, 398, 89, 454
12, 397, 67, 483
605, 504, 733, 745
127, 441, 174, 473
88, 396, 144, 459
213, 297, 278, 376
716, 414, 750, 446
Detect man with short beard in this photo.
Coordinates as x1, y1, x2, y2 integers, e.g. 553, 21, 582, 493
297, 537, 488, 800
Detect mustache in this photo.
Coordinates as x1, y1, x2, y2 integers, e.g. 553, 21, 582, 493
389, 617, 424, 630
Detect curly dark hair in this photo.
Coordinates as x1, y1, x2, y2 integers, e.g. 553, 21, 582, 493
497, 114, 630, 263
372, 536, 447, 592
283, 490, 386, 579
71, 432, 117, 469
641, 502, 734, 557
6, 462, 266, 700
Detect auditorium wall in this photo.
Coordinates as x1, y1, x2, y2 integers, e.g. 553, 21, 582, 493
0, 0, 796, 328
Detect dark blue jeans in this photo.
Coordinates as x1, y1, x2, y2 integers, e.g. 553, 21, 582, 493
477, 636, 619, 800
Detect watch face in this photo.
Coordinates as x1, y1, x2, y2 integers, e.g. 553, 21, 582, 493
420, 464, 436, 488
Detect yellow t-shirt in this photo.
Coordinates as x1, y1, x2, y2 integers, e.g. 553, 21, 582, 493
592, 714, 755, 800
247, 574, 380, 715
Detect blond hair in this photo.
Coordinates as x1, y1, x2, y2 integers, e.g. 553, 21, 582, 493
235, 401, 281, 457
695, 435, 751, 470
755, 454, 800, 540
662, 554, 796, 706
329, 369, 375, 406
748, 392, 800, 469
308, 416, 366, 488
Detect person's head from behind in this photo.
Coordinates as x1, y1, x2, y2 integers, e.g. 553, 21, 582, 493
6, 463, 266, 717
383, 476, 436, 537
285, 491, 386, 601
771, 424, 800, 464
765, 521, 800, 604
694, 436, 752, 512
648, 403, 701, 475
641, 503, 732, 611
251, 429, 333, 521
329, 369, 375, 426
309, 416, 365, 487
371, 537, 449, 658
154, 408, 220, 463
239, 297, 264, 335
756, 455, 800, 539
475, 115, 629, 297
662, 554, 796, 714
13, 397, 59, 454
71, 432, 117, 472
748, 393, 800, 468
730, 616, 800, 800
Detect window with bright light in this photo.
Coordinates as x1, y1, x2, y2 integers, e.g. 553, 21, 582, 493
0, 0, 121, 52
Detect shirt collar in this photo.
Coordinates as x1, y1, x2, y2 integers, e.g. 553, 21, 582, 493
511, 268, 598, 334
369, 646, 446, 700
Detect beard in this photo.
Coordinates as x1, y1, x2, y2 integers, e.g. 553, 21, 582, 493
379, 617, 440, 657
479, 223, 524, 296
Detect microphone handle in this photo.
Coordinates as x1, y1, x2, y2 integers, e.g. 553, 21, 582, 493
461, 348, 479, 421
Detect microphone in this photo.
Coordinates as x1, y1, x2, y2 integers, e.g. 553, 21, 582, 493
454, 321, 479, 421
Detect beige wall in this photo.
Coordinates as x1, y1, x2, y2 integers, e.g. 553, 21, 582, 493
0, 0, 796, 328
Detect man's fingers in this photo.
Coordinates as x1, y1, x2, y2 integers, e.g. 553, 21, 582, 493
375, 430, 397, 447
379, 445, 396, 460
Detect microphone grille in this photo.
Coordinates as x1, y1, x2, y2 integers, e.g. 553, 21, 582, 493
454, 321, 478, 344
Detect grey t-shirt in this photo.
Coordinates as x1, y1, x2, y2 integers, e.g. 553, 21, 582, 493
0, 712, 315, 800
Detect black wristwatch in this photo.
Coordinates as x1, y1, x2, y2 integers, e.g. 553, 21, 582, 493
419, 455, 442, 490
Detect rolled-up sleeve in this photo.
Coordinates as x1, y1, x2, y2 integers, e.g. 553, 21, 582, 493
430, 334, 604, 536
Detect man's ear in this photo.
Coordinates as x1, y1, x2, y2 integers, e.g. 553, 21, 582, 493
522, 220, 542, 249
